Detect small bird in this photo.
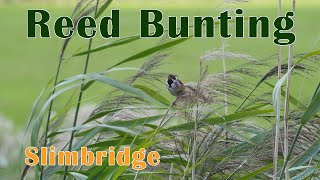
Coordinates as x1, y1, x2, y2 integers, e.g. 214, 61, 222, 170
167, 74, 213, 104
167, 74, 185, 97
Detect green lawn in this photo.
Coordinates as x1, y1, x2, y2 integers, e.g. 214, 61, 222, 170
0, 2, 319, 128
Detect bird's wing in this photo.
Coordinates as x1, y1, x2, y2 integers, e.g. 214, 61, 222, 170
178, 79, 184, 85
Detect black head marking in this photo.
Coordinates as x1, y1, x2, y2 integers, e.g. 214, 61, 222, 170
167, 78, 173, 87
167, 74, 176, 88
168, 74, 176, 80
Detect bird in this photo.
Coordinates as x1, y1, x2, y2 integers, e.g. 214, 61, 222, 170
167, 74, 214, 104
167, 74, 185, 97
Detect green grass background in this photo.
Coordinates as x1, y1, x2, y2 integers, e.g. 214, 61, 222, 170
0, 1, 319, 128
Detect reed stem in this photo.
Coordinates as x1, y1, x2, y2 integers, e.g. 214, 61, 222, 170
282, 0, 295, 179
273, 0, 282, 179
62, 1, 100, 179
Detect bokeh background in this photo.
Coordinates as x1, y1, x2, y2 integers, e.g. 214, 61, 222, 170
0, 0, 319, 178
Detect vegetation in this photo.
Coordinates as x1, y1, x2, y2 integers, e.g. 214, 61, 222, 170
0, 0, 319, 179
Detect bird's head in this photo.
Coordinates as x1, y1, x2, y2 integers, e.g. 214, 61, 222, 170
168, 74, 176, 80
167, 74, 177, 87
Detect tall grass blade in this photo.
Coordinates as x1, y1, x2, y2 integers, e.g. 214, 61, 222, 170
164, 109, 273, 132
95, 0, 113, 18
218, 124, 253, 144
133, 85, 171, 106
291, 136, 320, 167
52, 124, 138, 136
279, 83, 320, 179
238, 162, 276, 180
24, 79, 53, 137
68, 172, 88, 180
274, 1, 282, 178
73, 35, 140, 57
301, 82, 320, 125
291, 167, 316, 180
109, 37, 191, 69
83, 108, 121, 124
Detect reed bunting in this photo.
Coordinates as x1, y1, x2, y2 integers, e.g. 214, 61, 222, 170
167, 74, 213, 104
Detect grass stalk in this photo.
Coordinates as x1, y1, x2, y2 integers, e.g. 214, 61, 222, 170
40, 58, 63, 179
283, 55, 290, 179
183, 137, 193, 179
273, 0, 282, 179
279, 125, 302, 179
169, 162, 174, 180
222, 37, 229, 150
191, 61, 203, 179
283, 0, 295, 180
191, 112, 197, 180
62, 0, 100, 179
280, 82, 320, 179
134, 105, 175, 180
282, 0, 295, 179
40, 19, 74, 180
